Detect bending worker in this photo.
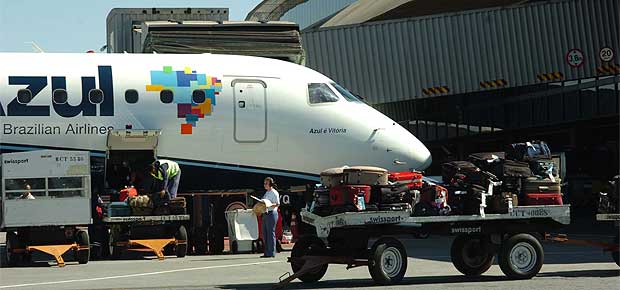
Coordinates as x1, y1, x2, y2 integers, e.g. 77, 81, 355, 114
260, 177, 280, 258
149, 159, 181, 199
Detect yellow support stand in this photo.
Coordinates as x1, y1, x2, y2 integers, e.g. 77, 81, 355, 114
122, 238, 176, 260
26, 244, 81, 267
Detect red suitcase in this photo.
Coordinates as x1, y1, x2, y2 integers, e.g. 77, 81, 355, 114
389, 171, 423, 184
523, 193, 563, 205
419, 184, 449, 209
329, 185, 371, 206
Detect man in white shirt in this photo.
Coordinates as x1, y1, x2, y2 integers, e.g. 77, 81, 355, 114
260, 177, 279, 258
19, 184, 35, 200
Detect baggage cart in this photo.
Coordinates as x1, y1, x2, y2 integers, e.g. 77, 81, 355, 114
275, 205, 571, 287
103, 214, 190, 260
1, 150, 92, 267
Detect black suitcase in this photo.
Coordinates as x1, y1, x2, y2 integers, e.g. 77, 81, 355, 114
446, 185, 483, 215
501, 177, 522, 195
503, 160, 532, 178
442, 161, 480, 184
522, 177, 561, 193
314, 187, 330, 207
371, 184, 411, 204
468, 152, 505, 178
380, 203, 411, 211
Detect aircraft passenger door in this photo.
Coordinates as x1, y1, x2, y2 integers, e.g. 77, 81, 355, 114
233, 80, 267, 143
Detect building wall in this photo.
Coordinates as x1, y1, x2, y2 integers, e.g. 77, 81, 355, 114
301, 0, 619, 105
107, 8, 229, 53
280, 0, 357, 30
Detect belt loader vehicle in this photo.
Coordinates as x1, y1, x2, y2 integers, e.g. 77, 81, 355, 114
1, 150, 92, 267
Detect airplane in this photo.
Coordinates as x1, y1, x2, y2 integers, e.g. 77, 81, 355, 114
0, 53, 432, 191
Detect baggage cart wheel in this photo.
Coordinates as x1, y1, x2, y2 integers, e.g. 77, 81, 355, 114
612, 235, 619, 267
290, 236, 328, 283
368, 237, 407, 285
175, 225, 188, 258
450, 234, 494, 276
498, 233, 544, 279
4, 231, 23, 267
74, 230, 90, 264
108, 230, 123, 260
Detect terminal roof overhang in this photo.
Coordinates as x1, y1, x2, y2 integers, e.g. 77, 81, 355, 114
248, 0, 549, 28
245, 0, 308, 21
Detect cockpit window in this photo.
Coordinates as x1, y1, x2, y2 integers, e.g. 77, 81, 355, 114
331, 82, 363, 103
308, 83, 339, 104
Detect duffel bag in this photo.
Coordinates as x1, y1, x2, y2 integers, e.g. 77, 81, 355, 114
506, 140, 551, 161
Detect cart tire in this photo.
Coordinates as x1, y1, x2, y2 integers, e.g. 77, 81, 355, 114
75, 230, 90, 264
108, 231, 123, 260
612, 235, 619, 267
175, 225, 188, 258
5, 231, 23, 267
290, 236, 328, 283
450, 234, 494, 276
368, 237, 407, 285
231, 241, 239, 254
498, 233, 544, 279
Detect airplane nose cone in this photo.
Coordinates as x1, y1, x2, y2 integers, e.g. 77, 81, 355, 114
410, 138, 432, 171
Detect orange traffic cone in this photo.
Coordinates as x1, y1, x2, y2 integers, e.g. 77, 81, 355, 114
291, 212, 299, 243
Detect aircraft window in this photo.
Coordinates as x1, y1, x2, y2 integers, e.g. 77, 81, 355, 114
52, 89, 68, 104
160, 89, 174, 103
16, 89, 32, 104
192, 89, 206, 103
331, 82, 363, 103
88, 89, 104, 104
125, 89, 139, 104
308, 83, 339, 104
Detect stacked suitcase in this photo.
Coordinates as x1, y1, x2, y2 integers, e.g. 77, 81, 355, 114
441, 160, 502, 215
311, 166, 420, 216
506, 141, 562, 206
447, 140, 562, 213
312, 166, 385, 216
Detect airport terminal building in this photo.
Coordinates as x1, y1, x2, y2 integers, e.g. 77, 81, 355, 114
248, 0, 620, 210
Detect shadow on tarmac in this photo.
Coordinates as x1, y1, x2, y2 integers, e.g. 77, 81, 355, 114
216, 275, 511, 290
216, 269, 620, 290
538, 269, 620, 278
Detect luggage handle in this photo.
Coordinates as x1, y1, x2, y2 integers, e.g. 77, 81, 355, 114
538, 186, 549, 190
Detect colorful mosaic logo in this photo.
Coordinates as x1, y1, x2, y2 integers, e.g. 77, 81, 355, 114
146, 66, 223, 134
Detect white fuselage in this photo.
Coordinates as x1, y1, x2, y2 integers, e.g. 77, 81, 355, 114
0, 53, 431, 181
